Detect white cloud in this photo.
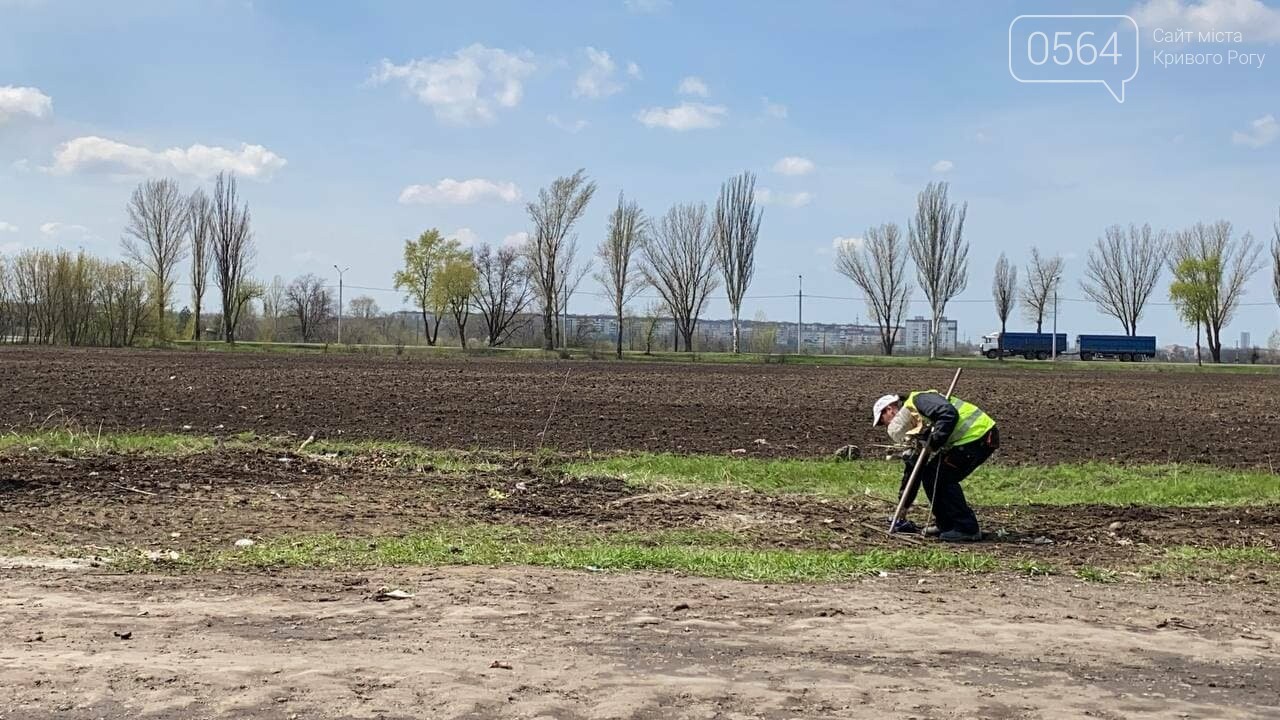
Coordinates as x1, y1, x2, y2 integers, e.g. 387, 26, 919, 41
773, 156, 814, 176
49, 136, 286, 180
574, 47, 626, 99
502, 231, 529, 248
398, 178, 521, 205
626, 62, 643, 79
1231, 114, 1278, 148
762, 97, 788, 119
0, 221, 17, 233
371, 44, 535, 125
931, 160, 954, 173
677, 76, 709, 97
0, 241, 21, 255
755, 188, 812, 208
1131, 0, 1280, 41
0, 85, 52, 124
829, 235, 860, 254
39, 222, 98, 244
449, 227, 479, 248
636, 102, 726, 131
625, 0, 671, 13
547, 114, 589, 133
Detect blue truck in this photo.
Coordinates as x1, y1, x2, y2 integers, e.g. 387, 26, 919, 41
980, 331, 1068, 360
1077, 334, 1157, 361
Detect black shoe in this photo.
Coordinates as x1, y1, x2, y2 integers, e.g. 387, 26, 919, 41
939, 529, 981, 542
890, 518, 922, 534
923, 525, 941, 537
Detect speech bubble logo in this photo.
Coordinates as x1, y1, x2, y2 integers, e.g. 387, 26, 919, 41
1009, 15, 1140, 103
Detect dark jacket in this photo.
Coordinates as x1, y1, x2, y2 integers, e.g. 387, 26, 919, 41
906, 392, 958, 452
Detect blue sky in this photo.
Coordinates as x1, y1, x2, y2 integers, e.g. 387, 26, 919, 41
2, 0, 1278, 346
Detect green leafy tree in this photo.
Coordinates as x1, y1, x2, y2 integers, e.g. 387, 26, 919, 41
430, 250, 478, 349
393, 229, 458, 346
1168, 256, 1216, 367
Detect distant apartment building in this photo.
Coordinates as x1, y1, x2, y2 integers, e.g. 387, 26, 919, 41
904, 316, 958, 353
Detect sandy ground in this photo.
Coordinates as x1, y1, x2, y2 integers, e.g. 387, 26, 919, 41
2, 565, 1277, 720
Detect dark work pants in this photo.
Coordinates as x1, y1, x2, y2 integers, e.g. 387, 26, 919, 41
899, 427, 999, 535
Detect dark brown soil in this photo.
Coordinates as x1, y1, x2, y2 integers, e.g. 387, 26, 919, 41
3, 450, 1275, 571
2, 347, 1279, 467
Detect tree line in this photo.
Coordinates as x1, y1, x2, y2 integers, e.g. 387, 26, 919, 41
2, 170, 1279, 361
392, 169, 763, 357
836, 181, 1280, 363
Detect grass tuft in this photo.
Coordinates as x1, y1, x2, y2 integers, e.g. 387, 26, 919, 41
569, 453, 1280, 507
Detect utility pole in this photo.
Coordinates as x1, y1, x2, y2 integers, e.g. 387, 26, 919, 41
1051, 286, 1059, 361
796, 274, 803, 354
333, 264, 349, 344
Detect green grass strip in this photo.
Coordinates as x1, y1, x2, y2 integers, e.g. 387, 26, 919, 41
568, 453, 1280, 507
133, 527, 996, 582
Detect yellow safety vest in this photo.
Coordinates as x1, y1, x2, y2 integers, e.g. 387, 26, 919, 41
905, 390, 995, 449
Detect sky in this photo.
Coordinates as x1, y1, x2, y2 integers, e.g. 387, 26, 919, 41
1, 0, 1279, 347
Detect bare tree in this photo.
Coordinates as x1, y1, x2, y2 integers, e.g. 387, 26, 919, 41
713, 171, 762, 353
349, 295, 379, 319
261, 274, 285, 340
209, 172, 255, 343
991, 253, 1017, 360
525, 170, 596, 350
1170, 221, 1263, 363
1272, 208, 1280, 310
187, 188, 213, 341
473, 243, 533, 347
286, 273, 331, 342
595, 193, 647, 358
908, 181, 968, 359
640, 202, 719, 352
1080, 223, 1167, 336
1021, 247, 1064, 332
122, 178, 188, 335
554, 240, 591, 348
834, 224, 911, 355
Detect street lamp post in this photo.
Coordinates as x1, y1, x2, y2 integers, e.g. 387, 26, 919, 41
333, 264, 349, 344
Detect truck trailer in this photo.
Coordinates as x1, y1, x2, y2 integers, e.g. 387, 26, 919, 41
979, 332, 1068, 360
1076, 334, 1157, 361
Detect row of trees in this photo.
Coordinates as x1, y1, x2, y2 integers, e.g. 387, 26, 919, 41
835, 181, 971, 359
837, 180, 1280, 363
4, 168, 1279, 358
393, 169, 764, 356
0, 248, 151, 346
121, 173, 258, 343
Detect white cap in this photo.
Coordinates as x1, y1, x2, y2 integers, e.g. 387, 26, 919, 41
872, 394, 899, 427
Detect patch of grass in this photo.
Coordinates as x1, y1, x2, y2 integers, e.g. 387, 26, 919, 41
0, 428, 218, 456
569, 453, 1280, 507
114, 525, 998, 582
1139, 544, 1280, 580
0, 429, 505, 475
1074, 565, 1119, 583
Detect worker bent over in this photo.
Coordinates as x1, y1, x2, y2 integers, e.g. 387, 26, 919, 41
872, 391, 999, 542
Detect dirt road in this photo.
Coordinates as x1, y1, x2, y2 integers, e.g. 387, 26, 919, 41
3, 347, 1279, 467
2, 566, 1276, 719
